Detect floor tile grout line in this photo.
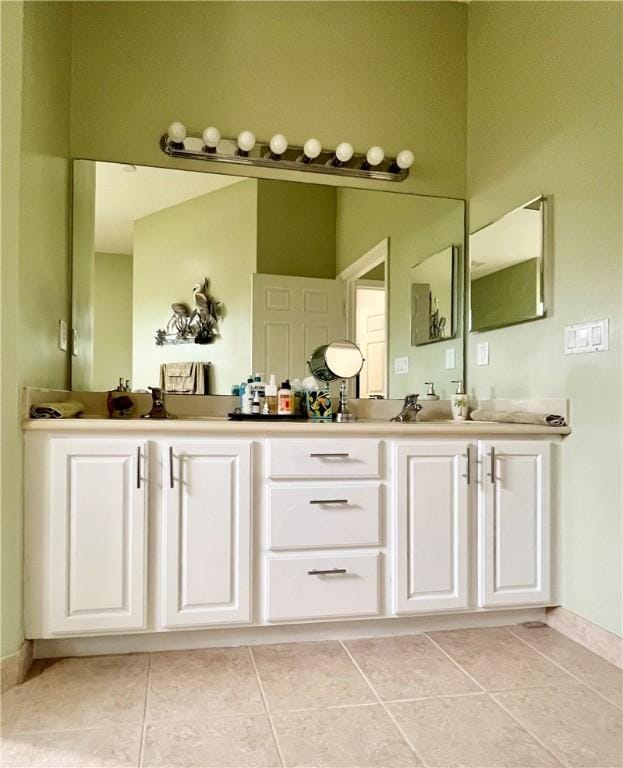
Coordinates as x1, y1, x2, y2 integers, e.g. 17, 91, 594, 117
339, 640, 427, 768
489, 691, 570, 768
137, 652, 152, 768
422, 633, 487, 692
505, 627, 623, 711
247, 647, 287, 768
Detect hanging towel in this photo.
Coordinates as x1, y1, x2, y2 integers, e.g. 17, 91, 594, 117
470, 409, 566, 427
30, 401, 85, 419
160, 362, 210, 394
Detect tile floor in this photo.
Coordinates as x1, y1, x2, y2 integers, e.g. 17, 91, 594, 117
1, 625, 622, 767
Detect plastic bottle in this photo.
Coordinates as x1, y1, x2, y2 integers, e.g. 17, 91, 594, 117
265, 374, 278, 415
251, 388, 261, 415
277, 379, 293, 415
241, 377, 253, 414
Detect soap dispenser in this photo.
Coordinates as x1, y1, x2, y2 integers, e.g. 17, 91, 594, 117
422, 382, 440, 401
450, 380, 469, 421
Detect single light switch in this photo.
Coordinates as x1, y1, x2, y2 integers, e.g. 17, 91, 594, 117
564, 319, 609, 354
394, 356, 409, 375
577, 328, 589, 347
476, 342, 490, 366
445, 348, 456, 370
590, 325, 602, 345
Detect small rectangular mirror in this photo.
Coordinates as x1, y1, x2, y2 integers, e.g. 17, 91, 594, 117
410, 245, 458, 346
469, 196, 546, 332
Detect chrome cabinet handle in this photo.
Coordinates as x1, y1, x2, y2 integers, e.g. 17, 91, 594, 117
136, 447, 141, 489
169, 446, 174, 488
307, 568, 347, 576
309, 452, 350, 458
309, 499, 349, 505
462, 450, 471, 485
488, 447, 496, 483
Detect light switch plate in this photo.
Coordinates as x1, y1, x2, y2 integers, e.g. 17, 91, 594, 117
476, 342, 490, 366
445, 348, 456, 370
58, 320, 68, 351
394, 356, 409, 375
565, 319, 609, 354
71, 328, 79, 357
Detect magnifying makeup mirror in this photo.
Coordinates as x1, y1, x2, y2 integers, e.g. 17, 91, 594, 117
307, 340, 364, 422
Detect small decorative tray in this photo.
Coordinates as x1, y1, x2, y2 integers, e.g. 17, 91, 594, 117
227, 412, 308, 422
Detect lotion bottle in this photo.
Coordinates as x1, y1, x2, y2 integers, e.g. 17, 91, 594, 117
265, 374, 278, 414
278, 380, 292, 415
450, 379, 469, 421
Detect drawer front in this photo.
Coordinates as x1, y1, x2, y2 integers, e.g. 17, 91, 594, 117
267, 553, 380, 621
267, 440, 380, 479
268, 484, 381, 550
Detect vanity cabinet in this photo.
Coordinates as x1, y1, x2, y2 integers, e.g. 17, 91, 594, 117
47, 439, 148, 634
478, 441, 551, 607
162, 440, 252, 627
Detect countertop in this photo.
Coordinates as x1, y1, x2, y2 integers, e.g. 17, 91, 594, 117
23, 416, 571, 436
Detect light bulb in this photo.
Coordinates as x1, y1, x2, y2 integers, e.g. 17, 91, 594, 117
396, 149, 414, 170
237, 130, 256, 154
303, 138, 322, 162
335, 142, 354, 163
202, 126, 221, 151
269, 134, 288, 156
366, 146, 385, 167
167, 121, 186, 145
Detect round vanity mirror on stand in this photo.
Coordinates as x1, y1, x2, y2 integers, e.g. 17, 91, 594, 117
307, 340, 364, 422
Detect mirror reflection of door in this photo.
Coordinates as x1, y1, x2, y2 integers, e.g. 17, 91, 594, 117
356, 283, 386, 398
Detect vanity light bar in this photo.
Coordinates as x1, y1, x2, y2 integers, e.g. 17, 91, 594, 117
161, 122, 414, 182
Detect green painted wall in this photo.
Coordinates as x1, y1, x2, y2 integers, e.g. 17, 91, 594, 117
467, 2, 622, 635
133, 180, 257, 394
471, 258, 539, 331
93, 252, 133, 391
336, 189, 465, 399
0, 0, 72, 659
70, 1, 467, 198
257, 180, 337, 279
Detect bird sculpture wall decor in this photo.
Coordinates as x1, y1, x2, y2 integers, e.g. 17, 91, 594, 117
155, 277, 224, 346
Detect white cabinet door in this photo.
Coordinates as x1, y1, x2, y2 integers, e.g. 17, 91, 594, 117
163, 441, 252, 627
479, 441, 551, 607
394, 442, 472, 613
49, 439, 148, 634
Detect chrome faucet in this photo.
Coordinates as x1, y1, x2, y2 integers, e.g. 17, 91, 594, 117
391, 394, 423, 423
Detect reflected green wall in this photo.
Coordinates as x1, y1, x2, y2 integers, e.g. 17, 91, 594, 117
471, 258, 538, 331
467, 2, 622, 635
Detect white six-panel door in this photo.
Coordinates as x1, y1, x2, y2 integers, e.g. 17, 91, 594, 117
162, 440, 252, 627
479, 441, 551, 607
49, 439, 148, 634
394, 442, 472, 613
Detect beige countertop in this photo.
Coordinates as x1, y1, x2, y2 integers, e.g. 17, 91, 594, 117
23, 416, 571, 437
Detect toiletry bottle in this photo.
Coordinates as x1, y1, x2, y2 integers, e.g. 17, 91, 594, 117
251, 388, 261, 415
278, 380, 292, 415
242, 377, 254, 414
265, 374, 278, 414
422, 382, 440, 401
451, 380, 469, 421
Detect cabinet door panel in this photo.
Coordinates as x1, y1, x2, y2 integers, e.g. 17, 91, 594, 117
163, 441, 251, 627
394, 442, 471, 613
50, 439, 147, 634
479, 441, 551, 607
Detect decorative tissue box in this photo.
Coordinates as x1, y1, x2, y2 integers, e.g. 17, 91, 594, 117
305, 390, 332, 420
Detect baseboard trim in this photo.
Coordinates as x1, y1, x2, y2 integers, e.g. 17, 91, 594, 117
546, 606, 623, 668
33, 608, 546, 659
1, 640, 34, 692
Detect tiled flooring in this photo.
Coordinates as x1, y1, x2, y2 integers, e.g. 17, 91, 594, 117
1, 625, 622, 767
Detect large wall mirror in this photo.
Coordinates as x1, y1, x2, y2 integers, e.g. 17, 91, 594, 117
71, 160, 465, 398
469, 196, 546, 332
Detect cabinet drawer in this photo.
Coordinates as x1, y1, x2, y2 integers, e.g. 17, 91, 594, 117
267, 553, 380, 621
267, 440, 380, 479
268, 485, 381, 549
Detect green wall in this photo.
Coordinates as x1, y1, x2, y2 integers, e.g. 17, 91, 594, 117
0, 0, 72, 659
467, 2, 622, 635
257, 180, 337, 279
133, 180, 257, 394
471, 258, 539, 331
70, 1, 467, 199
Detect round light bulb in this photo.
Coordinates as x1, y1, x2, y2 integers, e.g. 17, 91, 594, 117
396, 149, 414, 170
303, 138, 322, 160
269, 134, 288, 156
335, 142, 354, 163
366, 146, 385, 167
202, 126, 221, 148
237, 130, 256, 153
167, 121, 186, 143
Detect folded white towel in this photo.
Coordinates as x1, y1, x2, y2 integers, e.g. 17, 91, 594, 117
470, 408, 566, 427
30, 401, 85, 419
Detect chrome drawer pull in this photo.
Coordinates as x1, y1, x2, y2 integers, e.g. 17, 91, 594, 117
309, 452, 350, 458
308, 568, 347, 576
136, 447, 142, 489
309, 499, 349, 505
169, 446, 175, 489
488, 447, 496, 484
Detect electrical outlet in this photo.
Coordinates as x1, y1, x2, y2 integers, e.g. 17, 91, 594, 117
445, 348, 456, 370
394, 356, 409, 375
58, 320, 68, 351
477, 342, 490, 366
